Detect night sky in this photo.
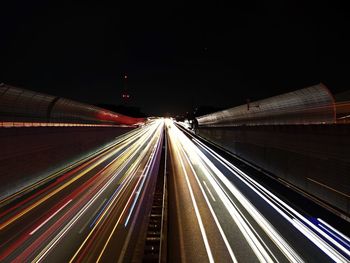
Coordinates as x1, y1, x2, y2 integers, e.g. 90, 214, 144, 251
1, 1, 350, 116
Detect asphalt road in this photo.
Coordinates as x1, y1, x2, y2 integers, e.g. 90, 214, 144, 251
0, 120, 164, 262
167, 120, 350, 263
1, 118, 349, 263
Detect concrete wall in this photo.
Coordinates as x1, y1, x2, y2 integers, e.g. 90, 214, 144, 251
0, 126, 134, 198
197, 125, 350, 216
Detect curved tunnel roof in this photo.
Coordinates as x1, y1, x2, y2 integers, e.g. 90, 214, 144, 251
0, 83, 145, 125
197, 84, 336, 127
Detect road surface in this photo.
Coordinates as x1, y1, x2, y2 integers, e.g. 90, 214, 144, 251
166, 120, 349, 263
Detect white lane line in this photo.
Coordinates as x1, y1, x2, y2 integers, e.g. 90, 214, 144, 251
193, 139, 304, 262
202, 180, 216, 202
29, 199, 72, 236
193, 137, 349, 263
172, 126, 276, 262
174, 137, 214, 263
179, 147, 237, 263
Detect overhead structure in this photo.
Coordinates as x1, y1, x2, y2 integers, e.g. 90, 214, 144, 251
0, 83, 145, 125
197, 84, 336, 127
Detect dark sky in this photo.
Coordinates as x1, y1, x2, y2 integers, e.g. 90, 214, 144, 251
1, 1, 350, 116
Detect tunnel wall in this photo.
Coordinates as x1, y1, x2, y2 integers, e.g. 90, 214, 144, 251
197, 125, 350, 216
0, 126, 134, 199
0, 83, 144, 125
197, 84, 336, 126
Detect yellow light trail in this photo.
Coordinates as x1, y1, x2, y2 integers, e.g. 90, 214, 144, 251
68, 121, 163, 263
0, 125, 154, 230
33, 121, 162, 262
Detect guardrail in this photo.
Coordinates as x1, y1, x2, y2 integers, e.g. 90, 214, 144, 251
142, 129, 168, 262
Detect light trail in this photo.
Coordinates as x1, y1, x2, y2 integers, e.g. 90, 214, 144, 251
168, 124, 237, 262
0, 125, 144, 208
38, 123, 160, 262
29, 199, 72, 236
2, 119, 348, 262
169, 122, 276, 262
202, 180, 216, 202
0, 125, 149, 229
13, 132, 149, 262
94, 121, 164, 262
0, 120, 164, 262
192, 136, 350, 262
176, 123, 349, 263
173, 140, 215, 263
317, 218, 350, 247
67, 120, 164, 263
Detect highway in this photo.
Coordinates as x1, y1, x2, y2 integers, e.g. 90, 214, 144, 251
166, 120, 350, 263
1, 118, 349, 262
0, 119, 164, 262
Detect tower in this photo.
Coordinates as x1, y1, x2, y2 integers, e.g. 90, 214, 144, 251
121, 74, 130, 103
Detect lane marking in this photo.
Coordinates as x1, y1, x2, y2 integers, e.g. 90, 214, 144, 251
193, 136, 348, 262
202, 180, 216, 202
172, 125, 276, 262
176, 142, 237, 262
172, 134, 214, 263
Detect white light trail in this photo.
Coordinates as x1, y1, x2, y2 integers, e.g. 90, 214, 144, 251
33, 122, 161, 262
175, 142, 215, 263
173, 137, 237, 262
191, 132, 349, 263
171, 123, 303, 263
29, 200, 72, 236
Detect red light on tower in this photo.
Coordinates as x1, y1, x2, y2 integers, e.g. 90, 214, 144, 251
122, 73, 130, 101
122, 93, 130, 99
